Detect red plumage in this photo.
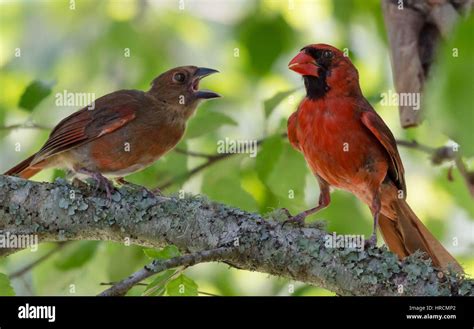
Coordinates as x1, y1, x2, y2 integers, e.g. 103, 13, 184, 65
287, 44, 462, 272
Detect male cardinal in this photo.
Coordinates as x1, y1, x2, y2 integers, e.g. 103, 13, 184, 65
287, 44, 462, 272
4, 66, 220, 198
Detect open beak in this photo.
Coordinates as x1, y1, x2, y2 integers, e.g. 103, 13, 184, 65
192, 67, 221, 99
288, 52, 320, 77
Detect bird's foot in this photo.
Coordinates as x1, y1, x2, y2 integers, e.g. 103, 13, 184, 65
281, 209, 307, 228
71, 177, 89, 190
115, 177, 162, 199
364, 233, 377, 248
150, 186, 163, 196
92, 173, 114, 204
77, 168, 115, 204
281, 208, 291, 218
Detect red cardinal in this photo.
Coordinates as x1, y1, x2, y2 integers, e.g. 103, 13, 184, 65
4, 66, 220, 197
287, 44, 462, 272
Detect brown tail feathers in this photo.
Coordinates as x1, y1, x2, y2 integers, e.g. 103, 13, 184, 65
4, 153, 42, 179
379, 199, 463, 273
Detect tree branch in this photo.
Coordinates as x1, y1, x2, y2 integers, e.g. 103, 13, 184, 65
0, 175, 472, 296
158, 134, 274, 190
173, 148, 218, 159
396, 139, 474, 198
9, 241, 69, 278
0, 122, 50, 131
163, 136, 474, 198
98, 247, 234, 296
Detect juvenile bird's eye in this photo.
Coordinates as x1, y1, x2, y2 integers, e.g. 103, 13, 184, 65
322, 50, 333, 59
173, 72, 186, 83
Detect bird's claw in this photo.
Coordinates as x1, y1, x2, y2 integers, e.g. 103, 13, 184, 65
150, 187, 163, 196
85, 172, 115, 205
364, 233, 377, 248
142, 187, 159, 199
116, 178, 162, 199
281, 208, 292, 218
99, 177, 114, 206
282, 213, 306, 228
71, 178, 89, 190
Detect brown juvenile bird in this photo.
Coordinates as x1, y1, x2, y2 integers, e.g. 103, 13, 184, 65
5, 66, 220, 197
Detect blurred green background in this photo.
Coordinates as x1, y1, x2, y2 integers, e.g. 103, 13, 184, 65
0, 0, 472, 296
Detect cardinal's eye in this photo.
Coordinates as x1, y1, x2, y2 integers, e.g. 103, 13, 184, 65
173, 72, 186, 83
322, 50, 333, 59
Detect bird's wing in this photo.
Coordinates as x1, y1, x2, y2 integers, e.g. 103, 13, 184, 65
31, 91, 141, 165
287, 111, 301, 152
360, 105, 406, 194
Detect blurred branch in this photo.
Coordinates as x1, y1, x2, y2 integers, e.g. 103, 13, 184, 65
4, 120, 469, 198
98, 247, 233, 296
100, 281, 220, 296
166, 134, 474, 198
396, 139, 474, 197
454, 156, 474, 197
0, 122, 50, 131
159, 153, 229, 189
197, 290, 219, 296
9, 242, 69, 278
0, 175, 472, 296
158, 134, 282, 190
174, 148, 217, 159
396, 139, 436, 154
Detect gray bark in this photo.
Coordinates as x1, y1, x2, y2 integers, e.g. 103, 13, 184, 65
0, 175, 472, 296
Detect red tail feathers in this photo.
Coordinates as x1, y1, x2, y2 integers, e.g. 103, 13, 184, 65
379, 199, 463, 273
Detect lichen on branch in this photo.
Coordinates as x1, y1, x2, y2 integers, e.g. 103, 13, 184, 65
0, 175, 472, 296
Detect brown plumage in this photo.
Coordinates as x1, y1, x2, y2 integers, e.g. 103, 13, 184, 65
5, 66, 220, 196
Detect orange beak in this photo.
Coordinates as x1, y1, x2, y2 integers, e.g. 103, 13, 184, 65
288, 51, 320, 77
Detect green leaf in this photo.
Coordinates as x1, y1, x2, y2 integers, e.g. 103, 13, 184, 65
435, 169, 474, 218
425, 16, 474, 156
318, 191, 369, 235
0, 273, 15, 296
143, 269, 177, 296
142, 246, 182, 296
185, 108, 237, 139
143, 245, 180, 260
54, 241, 100, 271
332, 0, 386, 44
18, 80, 55, 112
264, 89, 297, 118
202, 156, 257, 211
107, 244, 148, 282
256, 134, 284, 182
166, 274, 198, 296
265, 142, 308, 211
237, 11, 295, 75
